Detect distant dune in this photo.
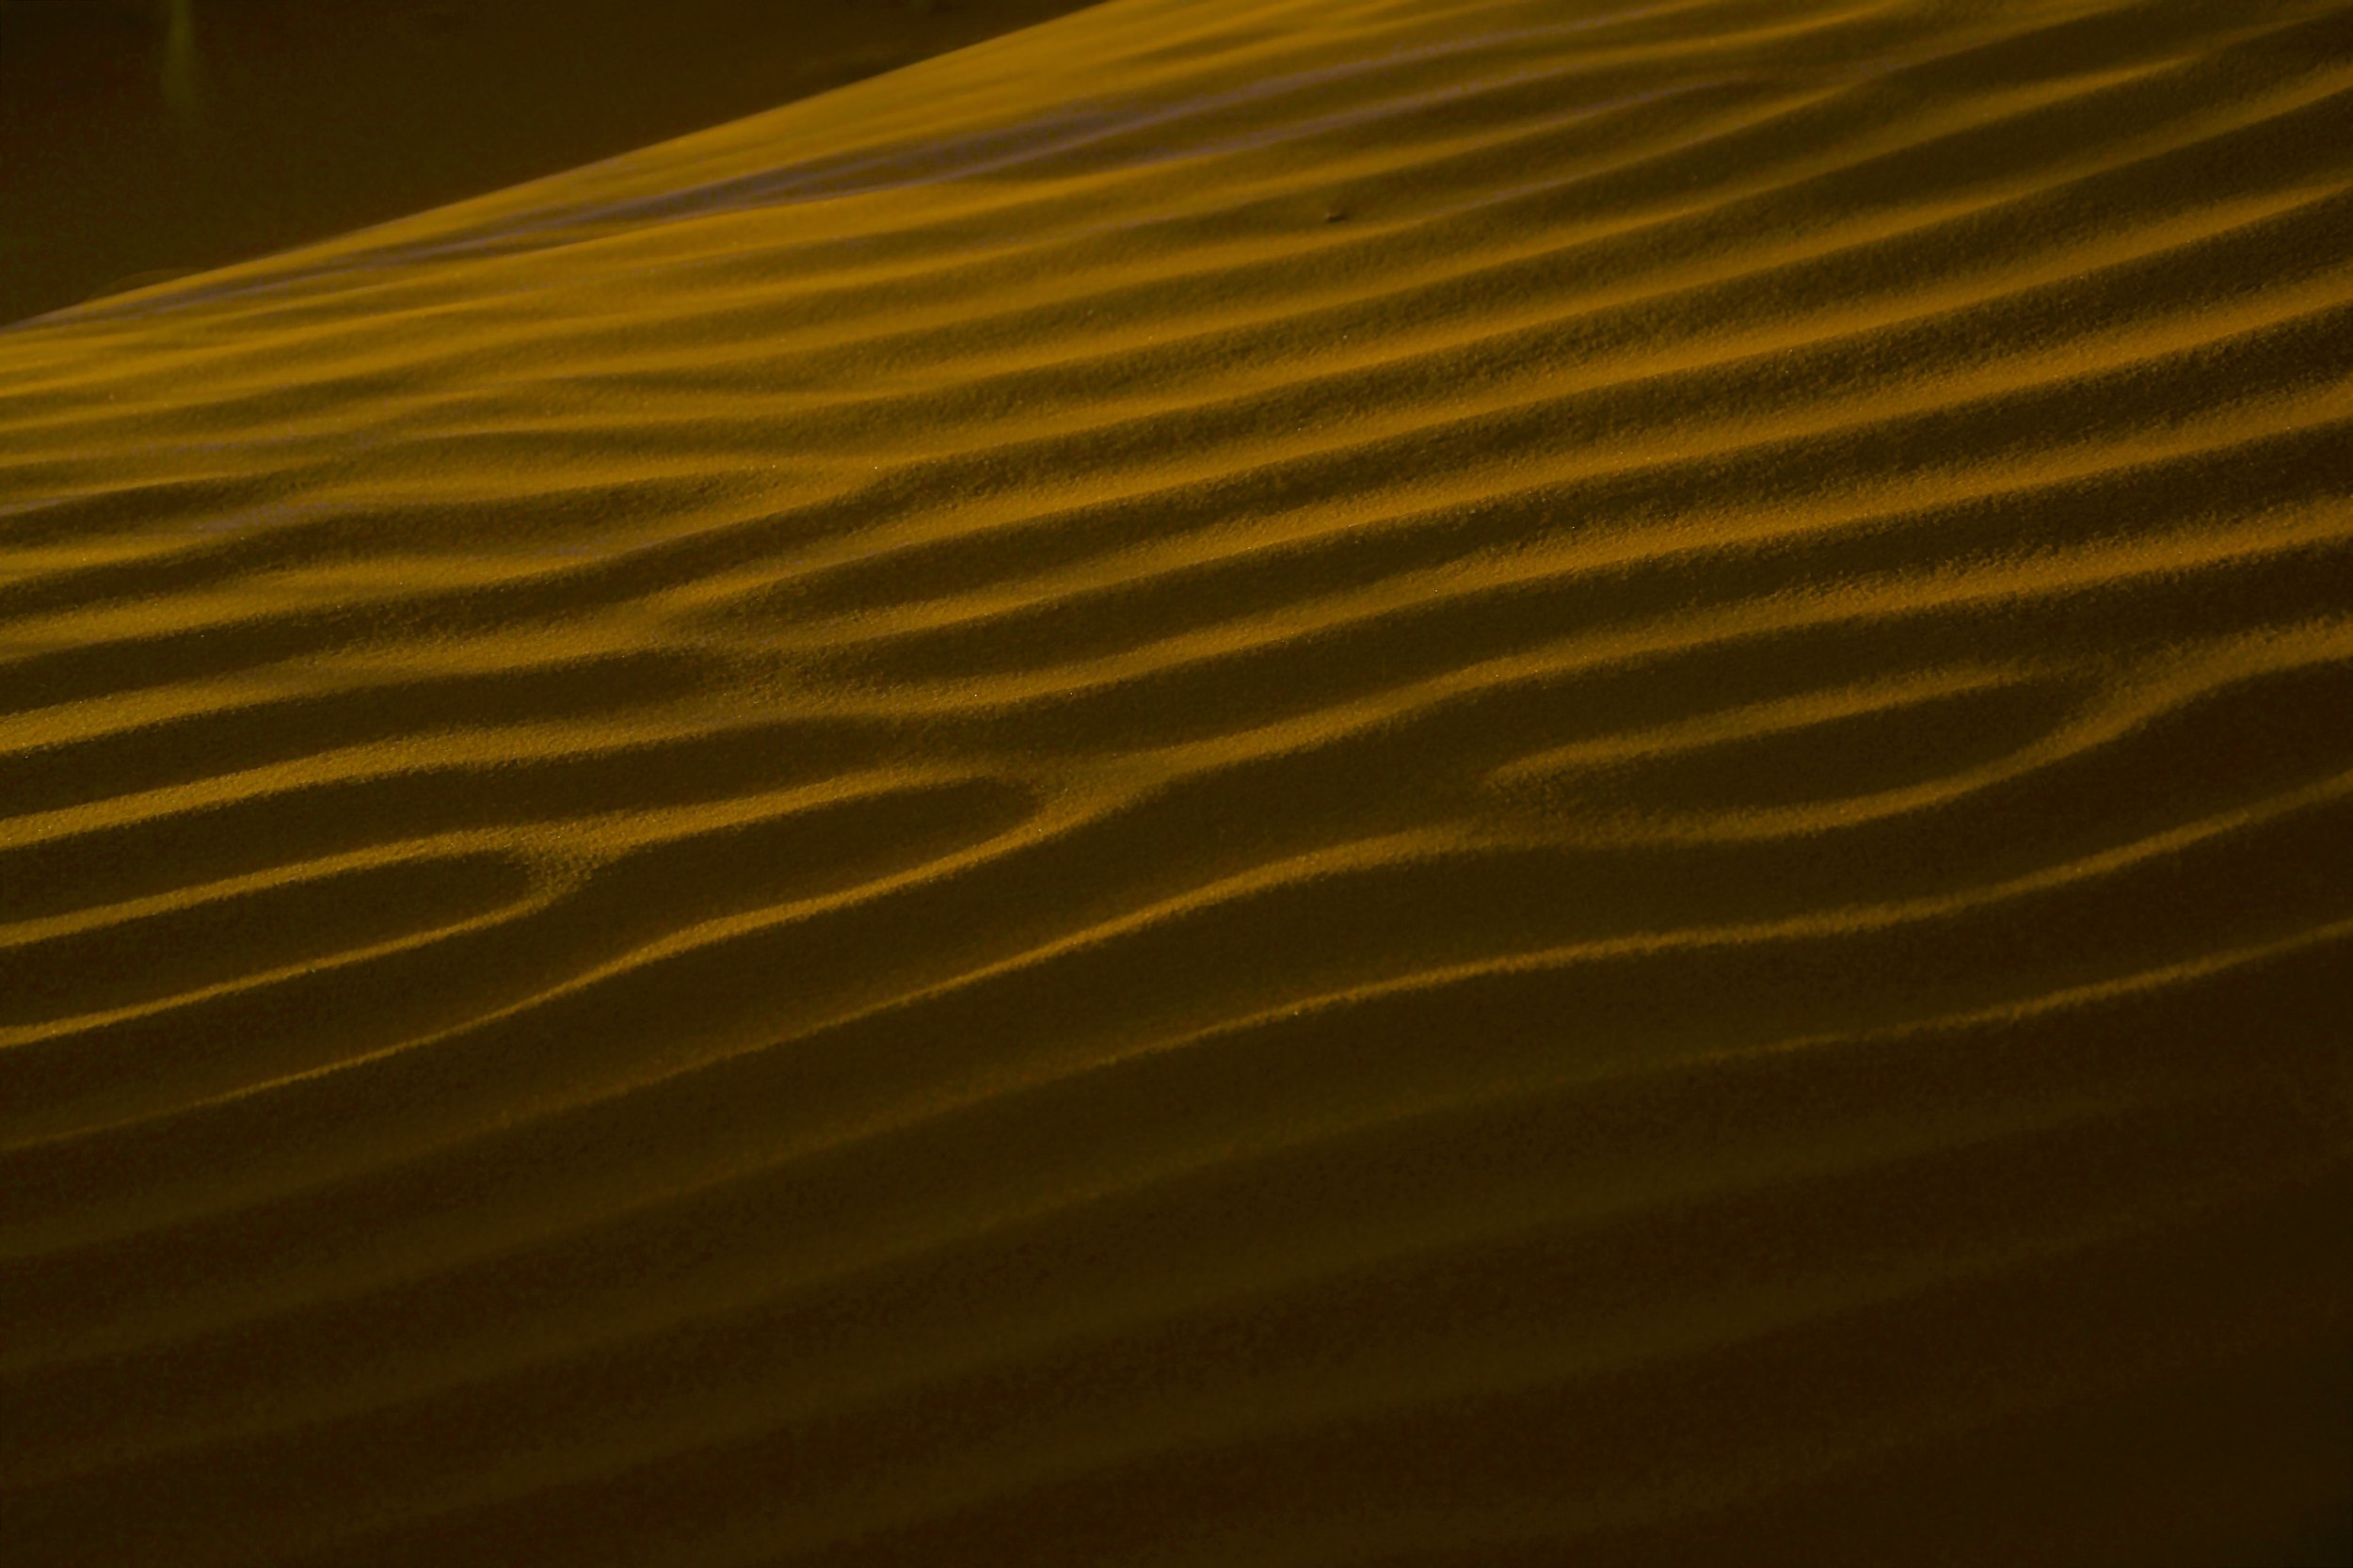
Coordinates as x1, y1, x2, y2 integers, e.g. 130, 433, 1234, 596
0, 0, 1098, 325
3, 0, 2350, 1563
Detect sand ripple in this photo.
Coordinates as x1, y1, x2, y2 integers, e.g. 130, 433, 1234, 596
4, 1, 2349, 1563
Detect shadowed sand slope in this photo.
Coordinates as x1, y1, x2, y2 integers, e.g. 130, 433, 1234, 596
3, 0, 2351, 1562
0, 0, 1103, 325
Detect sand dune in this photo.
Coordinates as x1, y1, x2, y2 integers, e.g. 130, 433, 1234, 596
3, 0, 2350, 1562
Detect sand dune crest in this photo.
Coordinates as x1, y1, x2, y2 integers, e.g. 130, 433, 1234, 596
4, 0, 2349, 1562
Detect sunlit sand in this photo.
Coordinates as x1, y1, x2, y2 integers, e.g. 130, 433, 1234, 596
3, 0, 2349, 1562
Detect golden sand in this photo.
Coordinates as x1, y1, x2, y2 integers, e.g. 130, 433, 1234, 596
3, 0, 2350, 1562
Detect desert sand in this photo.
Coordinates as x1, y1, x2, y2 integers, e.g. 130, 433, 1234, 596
2, 0, 2350, 1563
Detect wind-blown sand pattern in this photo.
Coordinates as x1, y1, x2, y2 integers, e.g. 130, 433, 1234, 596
4, 0, 2351, 1561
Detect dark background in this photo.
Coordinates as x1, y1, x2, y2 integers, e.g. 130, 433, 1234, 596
0, 0, 1095, 325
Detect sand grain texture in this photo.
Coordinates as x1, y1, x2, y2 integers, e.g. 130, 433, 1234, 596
3, 0, 2351, 1562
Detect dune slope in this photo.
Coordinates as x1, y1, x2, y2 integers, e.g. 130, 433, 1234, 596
3, 0, 2350, 1562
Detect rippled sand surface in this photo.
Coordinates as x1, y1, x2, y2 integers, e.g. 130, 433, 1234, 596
4, 1, 2350, 1562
